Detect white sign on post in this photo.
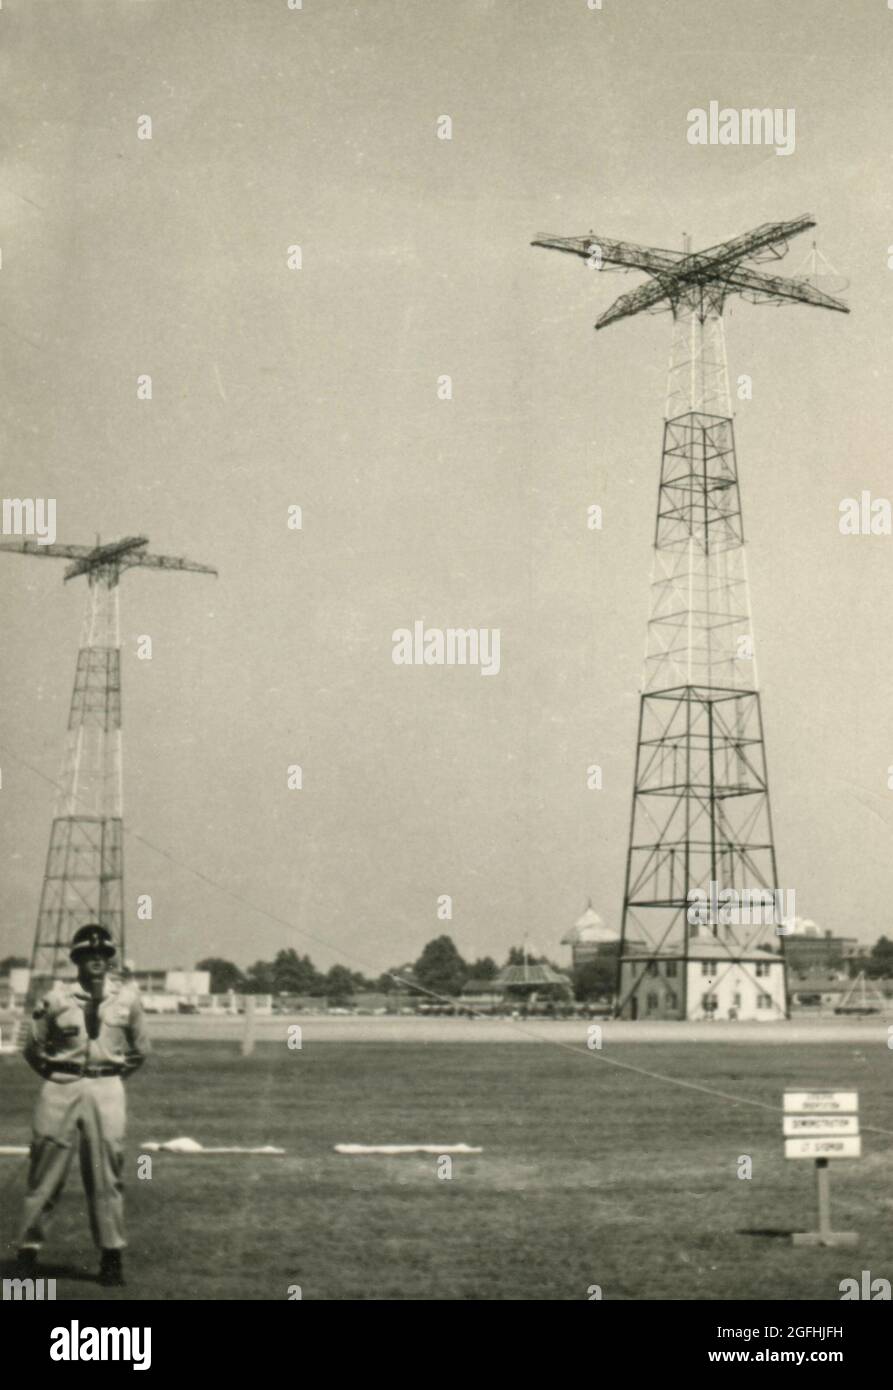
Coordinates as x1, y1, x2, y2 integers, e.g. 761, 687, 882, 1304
785, 1136, 862, 1160
783, 1090, 858, 1115
784, 1088, 859, 1248
783, 1114, 859, 1138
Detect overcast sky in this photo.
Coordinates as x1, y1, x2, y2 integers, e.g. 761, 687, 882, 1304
1, 0, 891, 975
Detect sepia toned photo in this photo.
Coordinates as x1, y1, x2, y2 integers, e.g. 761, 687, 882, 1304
1, 0, 891, 1354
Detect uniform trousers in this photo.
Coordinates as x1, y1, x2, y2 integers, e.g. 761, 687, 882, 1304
17, 1075, 127, 1252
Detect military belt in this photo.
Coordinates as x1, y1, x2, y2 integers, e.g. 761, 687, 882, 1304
48, 1061, 123, 1078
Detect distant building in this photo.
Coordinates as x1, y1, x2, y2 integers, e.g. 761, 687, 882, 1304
0, 966, 31, 1009
788, 975, 851, 1009
496, 961, 572, 999
561, 901, 619, 970
130, 968, 211, 1013
129, 968, 167, 993
782, 919, 866, 973
165, 970, 211, 997
616, 934, 786, 1022
130, 968, 209, 994
460, 979, 505, 1008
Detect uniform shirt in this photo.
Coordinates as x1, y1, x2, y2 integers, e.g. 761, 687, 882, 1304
24, 976, 151, 1081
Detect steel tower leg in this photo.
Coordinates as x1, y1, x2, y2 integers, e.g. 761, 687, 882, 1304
30, 572, 124, 982
617, 310, 788, 1022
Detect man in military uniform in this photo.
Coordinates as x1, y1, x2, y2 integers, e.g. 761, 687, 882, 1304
15, 924, 150, 1287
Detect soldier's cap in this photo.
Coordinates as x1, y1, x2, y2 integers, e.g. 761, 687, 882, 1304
69, 924, 117, 961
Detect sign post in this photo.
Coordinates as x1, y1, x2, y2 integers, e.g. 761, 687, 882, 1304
784, 1090, 859, 1248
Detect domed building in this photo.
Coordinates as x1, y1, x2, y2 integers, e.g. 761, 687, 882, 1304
562, 901, 619, 970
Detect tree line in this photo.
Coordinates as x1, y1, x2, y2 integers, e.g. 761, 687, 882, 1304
193, 936, 597, 1003
7, 932, 893, 1003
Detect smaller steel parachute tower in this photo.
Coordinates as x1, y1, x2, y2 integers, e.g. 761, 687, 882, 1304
1, 535, 216, 986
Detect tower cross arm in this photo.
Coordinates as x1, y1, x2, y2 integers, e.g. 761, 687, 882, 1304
0, 535, 216, 582
722, 264, 849, 313
0, 540, 96, 561
695, 216, 816, 271
535, 213, 845, 329
532, 233, 683, 276
595, 275, 678, 330
124, 552, 218, 577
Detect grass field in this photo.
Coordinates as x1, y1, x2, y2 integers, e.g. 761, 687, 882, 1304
2, 1038, 892, 1300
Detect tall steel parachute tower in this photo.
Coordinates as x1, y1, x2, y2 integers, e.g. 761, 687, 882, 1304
534, 216, 848, 1020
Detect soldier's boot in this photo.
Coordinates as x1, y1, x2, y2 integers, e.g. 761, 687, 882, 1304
98, 1248, 126, 1287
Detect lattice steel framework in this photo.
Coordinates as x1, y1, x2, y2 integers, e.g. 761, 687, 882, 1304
1, 536, 215, 981
533, 216, 848, 1019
